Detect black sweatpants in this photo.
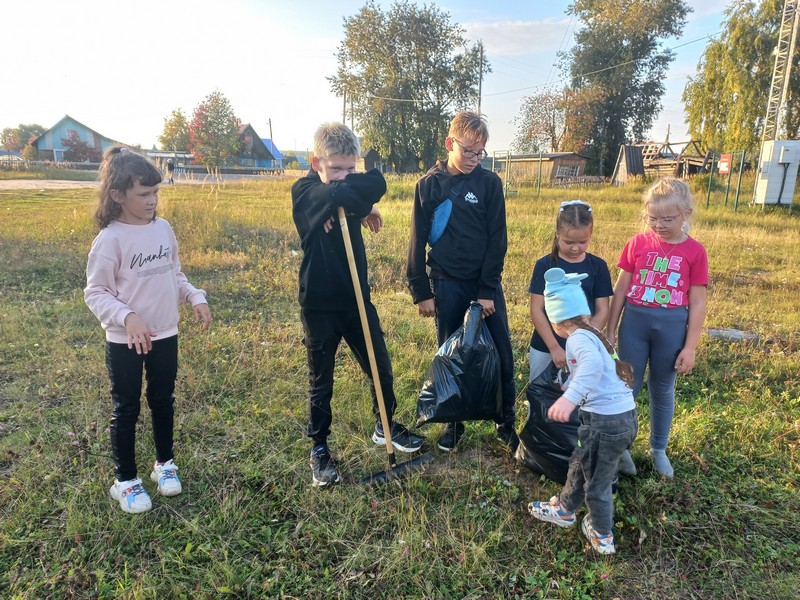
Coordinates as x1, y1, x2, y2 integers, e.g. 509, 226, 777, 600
105, 335, 178, 481
301, 304, 397, 447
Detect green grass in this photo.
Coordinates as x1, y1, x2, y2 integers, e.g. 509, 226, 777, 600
0, 167, 98, 181
1, 178, 798, 599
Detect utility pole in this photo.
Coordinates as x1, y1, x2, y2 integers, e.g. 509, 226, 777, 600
477, 42, 483, 114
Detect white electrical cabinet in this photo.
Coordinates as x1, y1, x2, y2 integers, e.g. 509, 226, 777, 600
753, 140, 800, 205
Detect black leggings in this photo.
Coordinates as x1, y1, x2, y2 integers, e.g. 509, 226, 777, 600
106, 335, 178, 481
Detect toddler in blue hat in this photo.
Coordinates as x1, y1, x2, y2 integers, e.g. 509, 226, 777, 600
526, 268, 638, 555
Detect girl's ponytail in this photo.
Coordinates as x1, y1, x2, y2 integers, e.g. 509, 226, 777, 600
574, 319, 634, 388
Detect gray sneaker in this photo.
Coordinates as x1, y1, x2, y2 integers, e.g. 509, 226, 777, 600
310, 445, 340, 487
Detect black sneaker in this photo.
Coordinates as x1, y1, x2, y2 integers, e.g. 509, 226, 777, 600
372, 422, 424, 453
310, 445, 340, 487
437, 422, 465, 452
495, 423, 520, 453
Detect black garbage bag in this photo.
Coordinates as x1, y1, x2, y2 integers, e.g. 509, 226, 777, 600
515, 362, 578, 484
416, 301, 502, 426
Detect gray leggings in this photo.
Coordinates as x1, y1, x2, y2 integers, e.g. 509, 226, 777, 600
618, 302, 688, 451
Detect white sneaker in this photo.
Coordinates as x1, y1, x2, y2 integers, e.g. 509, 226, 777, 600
110, 478, 152, 514
150, 459, 182, 496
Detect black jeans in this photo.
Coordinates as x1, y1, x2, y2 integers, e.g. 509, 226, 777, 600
560, 408, 638, 534
301, 305, 397, 446
431, 278, 516, 425
106, 335, 178, 481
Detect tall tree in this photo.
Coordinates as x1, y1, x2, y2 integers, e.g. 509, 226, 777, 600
188, 91, 241, 171
512, 88, 568, 153
159, 109, 190, 151
562, 0, 690, 174
330, 1, 487, 173
683, 0, 799, 154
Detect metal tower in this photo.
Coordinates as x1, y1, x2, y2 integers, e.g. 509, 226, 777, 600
761, 0, 800, 142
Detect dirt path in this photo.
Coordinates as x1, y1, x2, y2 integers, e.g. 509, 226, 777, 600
0, 180, 99, 190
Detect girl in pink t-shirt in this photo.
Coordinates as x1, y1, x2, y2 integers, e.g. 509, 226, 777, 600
607, 178, 708, 478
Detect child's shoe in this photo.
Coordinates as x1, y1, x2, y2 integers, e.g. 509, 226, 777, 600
581, 515, 616, 555
109, 478, 152, 514
527, 495, 576, 528
150, 459, 182, 496
618, 449, 637, 476
372, 422, 424, 453
649, 448, 674, 479
437, 422, 465, 452
310, 444, 341, 487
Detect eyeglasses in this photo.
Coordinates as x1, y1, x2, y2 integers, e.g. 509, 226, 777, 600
452, 138, 488, 160
647, 215, 681, 226
560, 200, 592, 212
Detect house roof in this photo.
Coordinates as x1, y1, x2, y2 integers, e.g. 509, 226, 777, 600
31, 114, 123, 147
238, 124, 274, 160
261, 139, 284, 160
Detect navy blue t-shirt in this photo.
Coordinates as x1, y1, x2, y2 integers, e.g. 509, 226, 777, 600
528, 253, 613, 352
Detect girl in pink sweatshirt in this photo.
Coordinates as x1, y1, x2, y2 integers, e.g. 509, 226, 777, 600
84, 147, 211, 514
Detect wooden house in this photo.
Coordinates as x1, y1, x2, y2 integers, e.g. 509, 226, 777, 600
31, 115, 122, 162
259, 138, 284, 170
490, 152, 589, 186
356, 148, 384, 172
611, 145, 645, 186
236, 124, 274, 168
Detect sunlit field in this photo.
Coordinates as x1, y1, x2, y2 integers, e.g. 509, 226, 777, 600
1, 176, 798, 598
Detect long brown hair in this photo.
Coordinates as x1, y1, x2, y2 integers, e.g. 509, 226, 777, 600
94, 146, 162, 229
564, 316, 634, 387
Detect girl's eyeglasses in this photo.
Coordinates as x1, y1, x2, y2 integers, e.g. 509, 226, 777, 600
452, 138, 488, 160
647, 215, 680, 225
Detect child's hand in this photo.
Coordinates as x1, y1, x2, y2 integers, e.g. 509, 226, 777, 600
548, 396, 577, 423
549, 346, 567, 369
323, 216, 335, 233
674, 347, 696, 374
124, 313, 156, 355
477, 298, 495, 318
361, 207, 383, 233
417, 298, 436, 318
193, 303, 212, 330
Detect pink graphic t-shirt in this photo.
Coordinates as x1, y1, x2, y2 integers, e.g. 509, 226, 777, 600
618, 232, 708, 308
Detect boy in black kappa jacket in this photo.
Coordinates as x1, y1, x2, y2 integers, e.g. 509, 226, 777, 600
406, 111, 519, 453
292, 123, 422, 486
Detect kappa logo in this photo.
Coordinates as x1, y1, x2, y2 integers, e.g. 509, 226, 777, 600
464, 191, 478, 204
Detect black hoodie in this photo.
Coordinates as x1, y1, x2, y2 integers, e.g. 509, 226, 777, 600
291, 168, 387, 311
406, 161, 507, 304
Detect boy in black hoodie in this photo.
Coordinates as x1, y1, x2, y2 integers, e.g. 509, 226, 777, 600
292, 123, 422, 486
406, 111, 519, 453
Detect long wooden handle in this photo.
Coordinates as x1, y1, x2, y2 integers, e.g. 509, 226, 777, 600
337, 207, 396, 465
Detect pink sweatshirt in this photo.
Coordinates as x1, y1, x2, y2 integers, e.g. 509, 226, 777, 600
84, 218, 207, 344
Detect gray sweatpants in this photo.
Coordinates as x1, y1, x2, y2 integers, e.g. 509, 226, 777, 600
618, 301, 688, 451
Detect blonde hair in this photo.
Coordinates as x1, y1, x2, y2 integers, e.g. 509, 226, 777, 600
313, 122, 360, 160
448, 111, 489, 144
643, 177, 694, 231
562, 316, 634, 388
95, 147, 162, 229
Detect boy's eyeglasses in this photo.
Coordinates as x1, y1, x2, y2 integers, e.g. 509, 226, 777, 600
647, 215, 680, 225
559, 200, 592, 212
452, 138, 488, 160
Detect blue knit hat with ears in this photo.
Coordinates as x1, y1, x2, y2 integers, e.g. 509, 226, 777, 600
544, 267, 590, 323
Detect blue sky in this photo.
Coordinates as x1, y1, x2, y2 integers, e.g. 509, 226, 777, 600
3, 0, 730, 153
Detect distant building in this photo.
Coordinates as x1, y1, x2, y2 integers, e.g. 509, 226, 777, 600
31, 114, 123, 162
236, 124, 274, 167
357, 148, 384, 172
489, 152, 590, 184
260, 139, 284, 170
